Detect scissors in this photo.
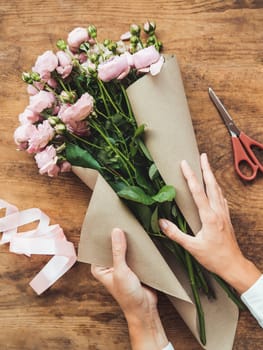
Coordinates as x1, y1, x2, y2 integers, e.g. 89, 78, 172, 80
208, 87, 263, 181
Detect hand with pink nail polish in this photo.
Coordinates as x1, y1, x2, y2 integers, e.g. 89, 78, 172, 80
91, 228, 169, 350
159, 153, 261, 295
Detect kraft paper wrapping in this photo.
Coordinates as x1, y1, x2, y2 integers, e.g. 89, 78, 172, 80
74, 56, 239, 349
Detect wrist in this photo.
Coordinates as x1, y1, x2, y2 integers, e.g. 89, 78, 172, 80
125, 307, 168, 350
220, 256, 261, 294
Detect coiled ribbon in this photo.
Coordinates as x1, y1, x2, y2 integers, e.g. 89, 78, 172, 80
0, 199, 77, 295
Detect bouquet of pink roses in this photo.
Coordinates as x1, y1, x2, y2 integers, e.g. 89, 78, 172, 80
14, 22, 243, 346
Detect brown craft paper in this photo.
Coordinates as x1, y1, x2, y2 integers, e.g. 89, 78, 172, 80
74, 56, 239, 349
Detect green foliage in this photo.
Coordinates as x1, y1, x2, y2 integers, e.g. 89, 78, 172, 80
152, 185, 176, 203
65, 143, 101, 170
149, 163, 159, 180
137, 139, 153, 161
134, 124, 146, 138
151, 206, 160, 234
118, 186, 155, 205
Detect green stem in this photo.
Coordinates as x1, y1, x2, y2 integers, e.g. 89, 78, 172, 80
91, 119, 135, 171
120, 84, 136, 127
95, 108, 129, 155
103, 166, 130, 186
90, 119, 135, 184
98, 80, 110, 115
185, 251, 206, 345
212, 274, 246, 310
98, 79, 119, 114
99, 80, 132, 122
161, 236, 186, 265
68, 132, 102, 150
94, 108, 108, 119
43, 83, 59, 98
193, 261, 211, 297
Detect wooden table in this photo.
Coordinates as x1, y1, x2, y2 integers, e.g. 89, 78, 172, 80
1, 1, 262, 349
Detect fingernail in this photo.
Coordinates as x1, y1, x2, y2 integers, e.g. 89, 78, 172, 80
111, 228, 123, 243
181, 159, 190, 170
159, 219, 168, 230
201, 153, 207, 160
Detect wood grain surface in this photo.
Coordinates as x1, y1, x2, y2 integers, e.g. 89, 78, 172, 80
1, 1, 263, 349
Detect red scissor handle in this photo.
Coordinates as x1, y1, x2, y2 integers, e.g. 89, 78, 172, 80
239, 131, 263, 172
231, 136, 258, 181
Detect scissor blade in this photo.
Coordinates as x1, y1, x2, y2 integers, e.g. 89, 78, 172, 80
208, 87, 240, 136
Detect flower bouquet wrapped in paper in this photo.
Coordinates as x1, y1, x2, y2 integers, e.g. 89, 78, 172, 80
14, 22, 243, 349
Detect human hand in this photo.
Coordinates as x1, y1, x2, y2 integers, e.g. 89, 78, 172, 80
91, 228, 169, 350
159, 153, 261, 294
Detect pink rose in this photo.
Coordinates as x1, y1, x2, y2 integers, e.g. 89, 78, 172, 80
67, 27, 89, 52
67, 120, 90, 136
120, 31, 131, 41
60, 161, 72, 173
35, 145, 60, 177
98, 54, 130, 82
28, 91, 55, 114
56, 51, 73, 78
14, 123, 36, 146
27, 120, 55, 154
133, 46, 160, 69
27, 81, 45, 96
32, 50, 58, 80
77, 52, 87, 64
47, 78, 58, 89
19, 108, 39, 124
59, 93, 93, 124
149, 55, 165, 76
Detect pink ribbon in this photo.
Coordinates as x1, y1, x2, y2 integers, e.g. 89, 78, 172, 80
0, 199, 77, 295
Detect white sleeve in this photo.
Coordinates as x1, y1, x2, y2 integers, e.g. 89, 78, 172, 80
162, 342, 175, 350
241, 274, 263, 327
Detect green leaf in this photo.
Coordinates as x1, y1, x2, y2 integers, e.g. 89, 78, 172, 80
134, 124, 146, 138
118, 186, 154, 205
137, 139, 153, 161
110, 181, 127, 192
152, 185, 176, 203
177, 212, 187, 232
128, 202, 152, 232
135, 169, 152, 192
111, 113, 123, 123
151, 206, 160, 234
130, 143, 138, 157
149, 163, 159, 180
65, 143, 101, 170
159, 201, 172, 220
108, 137, 116, 145
171, 204, 177, 218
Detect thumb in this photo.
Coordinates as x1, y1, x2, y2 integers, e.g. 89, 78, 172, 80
159, 219, 195, 252
111, 228, 127, 269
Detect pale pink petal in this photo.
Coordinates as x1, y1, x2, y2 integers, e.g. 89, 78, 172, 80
120, 31, 131, 41
14, 124, 36, 145
32, 51, 58, 78
19, 108, 39, 124
67, 27, 89, 52
138, 67, 150, 73
150, 55, 164, 76
28, 91, 55, 114
133, 46, 160, 70
27, 120, 55, 154
59, 93, 93, 123
98, 55, 129, 82
35, 145, 59, 176
27, 82, 44, 96
117, 66, 131, 80
60, 161, 72, 173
